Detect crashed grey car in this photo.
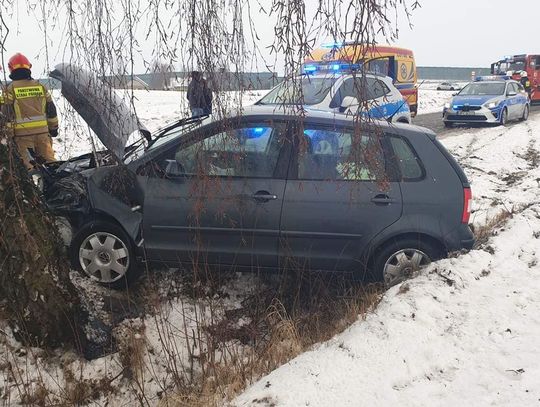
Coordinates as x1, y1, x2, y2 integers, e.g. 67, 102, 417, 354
43, 64, 474, 288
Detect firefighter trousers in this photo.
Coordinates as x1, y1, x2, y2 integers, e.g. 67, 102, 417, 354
14, 133, 55, 169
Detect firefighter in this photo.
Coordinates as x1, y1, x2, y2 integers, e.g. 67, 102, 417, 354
520, 71, 532, 98
1, 53, 58, 168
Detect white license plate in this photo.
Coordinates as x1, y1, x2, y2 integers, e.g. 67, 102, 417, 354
458, 111, 475, 115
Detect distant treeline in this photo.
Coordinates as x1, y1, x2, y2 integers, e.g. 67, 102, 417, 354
32, 67, 492, 91
417, 66, 491, 81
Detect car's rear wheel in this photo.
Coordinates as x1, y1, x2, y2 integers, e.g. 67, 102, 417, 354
437, 87, 441, 90
521, 104, 529, 121
371, 238, 441, 287
500, 107, 508, 126
71, 221, 138, 289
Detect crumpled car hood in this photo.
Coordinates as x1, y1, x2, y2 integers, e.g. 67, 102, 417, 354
49, 63, 149, 160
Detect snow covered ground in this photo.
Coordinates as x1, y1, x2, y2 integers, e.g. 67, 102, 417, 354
417, 80, 468, 115
233, 116, 540, 406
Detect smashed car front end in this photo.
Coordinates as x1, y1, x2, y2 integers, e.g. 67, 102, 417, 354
45, 165, 144, 251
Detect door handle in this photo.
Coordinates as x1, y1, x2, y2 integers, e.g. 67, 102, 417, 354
371, 194, 395, 205
252, 191, 278, 202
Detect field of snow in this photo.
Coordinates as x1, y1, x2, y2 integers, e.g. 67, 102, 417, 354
2, 89, 539, 406
52, 89, 267, 160
233, 116, 540, 406
416, 80, 468, 115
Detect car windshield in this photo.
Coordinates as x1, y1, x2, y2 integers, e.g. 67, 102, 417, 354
458, 82, 505, 96
123, 118, 207, 164
259, 76, 337, 105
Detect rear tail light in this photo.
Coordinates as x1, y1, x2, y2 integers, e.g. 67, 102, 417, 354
462, 187, 472, 224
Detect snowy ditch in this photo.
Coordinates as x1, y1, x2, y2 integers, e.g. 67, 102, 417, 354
1, 89, 539, 406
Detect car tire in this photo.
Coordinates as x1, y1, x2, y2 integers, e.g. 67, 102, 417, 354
521, 104, 529, 121
370, 238, 442, 287
450, 87, 454, 91
444, 121, 453, 128
500, 107, 508, 126
437, 87, 441, 90
70, 220, 139, 289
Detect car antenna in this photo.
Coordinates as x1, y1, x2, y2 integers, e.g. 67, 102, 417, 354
386, 79, 426, 123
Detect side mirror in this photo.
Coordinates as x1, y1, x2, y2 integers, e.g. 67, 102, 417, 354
340, 96, 360, 113
507, 91, 517, 97
164, 159, 185, 179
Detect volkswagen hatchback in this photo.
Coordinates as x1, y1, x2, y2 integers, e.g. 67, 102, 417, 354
45, 65, 474, 288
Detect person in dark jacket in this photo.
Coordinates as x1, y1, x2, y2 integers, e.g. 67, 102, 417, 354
187, 71, 211, 117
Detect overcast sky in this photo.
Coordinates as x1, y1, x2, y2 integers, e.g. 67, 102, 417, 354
2, 0, 539, 77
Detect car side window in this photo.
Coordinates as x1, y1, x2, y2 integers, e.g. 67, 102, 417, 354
388, 136, 424, 181
330, 77, 390, 108
369, 79, 391, 99
171, 124, 281, 178
508, 83, 517, 94
298, 128, 385, 181
517, 83, 525, 92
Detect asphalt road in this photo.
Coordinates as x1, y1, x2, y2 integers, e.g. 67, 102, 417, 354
412, 104, 540, 137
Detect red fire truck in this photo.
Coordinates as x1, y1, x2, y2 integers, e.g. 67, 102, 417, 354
491, 54, 540, 103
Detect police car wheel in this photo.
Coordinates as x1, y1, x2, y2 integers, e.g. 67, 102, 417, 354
500, 108, 508, 126
521, 105, 529, 121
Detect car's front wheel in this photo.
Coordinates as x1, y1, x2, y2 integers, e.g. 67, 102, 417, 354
371, 238, 441, 287
500, 107, 508, 126
71, 221, 138, 288
521, 104, 529, 121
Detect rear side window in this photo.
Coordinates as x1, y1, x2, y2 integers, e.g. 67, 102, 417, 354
388, 136, 424, 181
297, 128, 385, 181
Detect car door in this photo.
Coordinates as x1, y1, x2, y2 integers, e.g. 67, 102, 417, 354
142, 120, 290, 269
279, 122, 403, 272
506, 82, 520, 119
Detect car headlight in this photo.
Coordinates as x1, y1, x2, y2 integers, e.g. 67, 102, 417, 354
444, 102, 451, 109
485, 101, 498, 109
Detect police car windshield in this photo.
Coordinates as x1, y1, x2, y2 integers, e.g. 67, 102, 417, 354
459, 82, 505, 96
259, 77, 336, 105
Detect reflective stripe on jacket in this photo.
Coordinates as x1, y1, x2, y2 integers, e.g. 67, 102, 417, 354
2, 79, 59, 137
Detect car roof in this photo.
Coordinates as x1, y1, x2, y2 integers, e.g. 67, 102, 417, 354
218, 105, 435, 138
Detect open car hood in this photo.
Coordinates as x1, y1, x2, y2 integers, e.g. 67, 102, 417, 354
49, 63, 150, 160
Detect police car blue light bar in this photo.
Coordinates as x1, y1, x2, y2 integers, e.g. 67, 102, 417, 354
302, 62, 361, 74
475, 75, 511, 81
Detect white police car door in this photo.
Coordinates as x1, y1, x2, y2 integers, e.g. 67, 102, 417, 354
506, 82, 521, 119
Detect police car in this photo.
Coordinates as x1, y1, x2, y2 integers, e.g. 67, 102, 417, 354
443, 76, 529, 127
257, 63, 412, 124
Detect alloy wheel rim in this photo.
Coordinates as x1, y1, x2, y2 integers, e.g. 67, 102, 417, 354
79, 232, 129, 283
383, 248, 431, 287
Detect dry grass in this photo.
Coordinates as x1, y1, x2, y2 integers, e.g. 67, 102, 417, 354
157, 272, 383, 406
473, 209, 514, 248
